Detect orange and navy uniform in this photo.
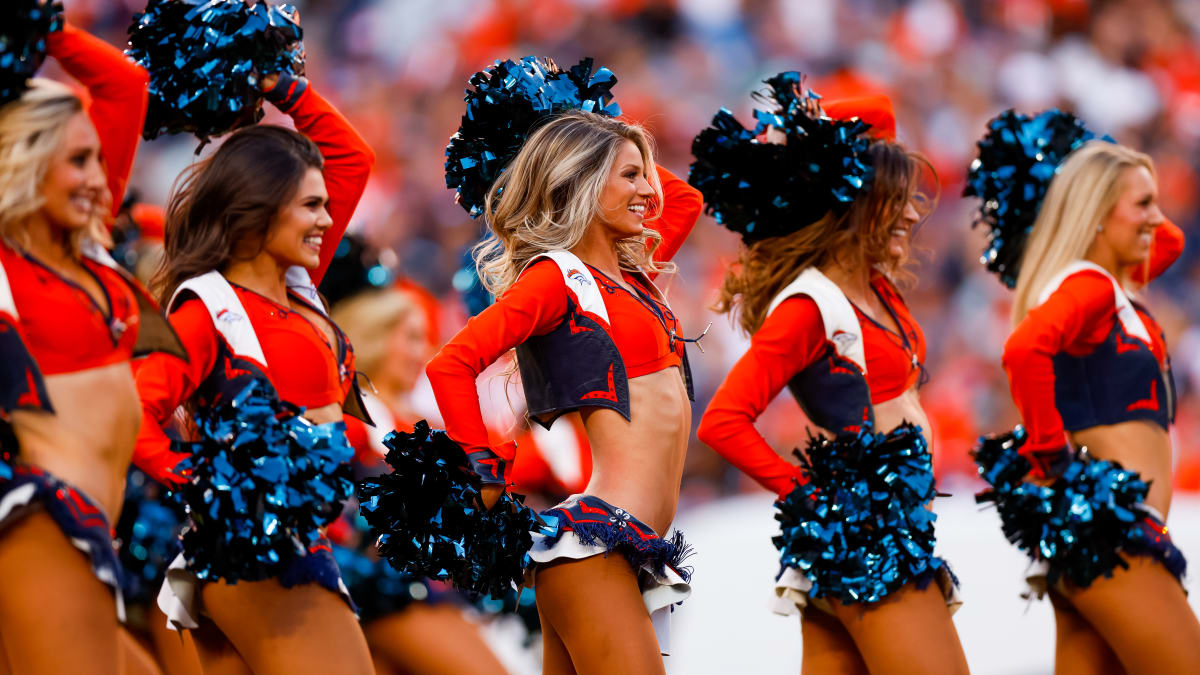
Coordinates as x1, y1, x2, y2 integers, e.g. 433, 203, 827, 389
133, 80, 375, 484
425, 166, 703, 483
1, 23, 152, 417
1002, 222, 1184, 478
697, 272, 926, 497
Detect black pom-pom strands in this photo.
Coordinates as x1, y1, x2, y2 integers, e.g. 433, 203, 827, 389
126, 0, 304, 146
963, 110, 1107, 288
689, 72, 875, 244
0, 1, 63, 105
357, 421, 542, 600
973, 428, 1185, 590
445, 56, 621, 219
774, 424, 951, 605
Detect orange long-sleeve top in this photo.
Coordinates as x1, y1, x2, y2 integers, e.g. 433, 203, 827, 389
1002, 222, 1182, 472
132, 82, 375, 484
697, 273, 925, 497
425, 166, 704, 459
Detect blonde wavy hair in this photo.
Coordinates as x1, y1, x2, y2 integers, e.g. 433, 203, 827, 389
716, 140, 934, 335
1011, 141, 1155, 324
330, 289, 418, 379
0, 78, 103, 254
474, 110, 667, 297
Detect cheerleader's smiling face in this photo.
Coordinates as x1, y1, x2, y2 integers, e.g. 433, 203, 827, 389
263, 168, 331, 269
1093, 166, 1164, 268
886, 199, 921, 261
38, 112, 107, 232
596, 140, 656, 240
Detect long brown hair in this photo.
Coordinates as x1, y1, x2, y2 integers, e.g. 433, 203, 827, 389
715, 140, 933, 334
153, 125, 323, 304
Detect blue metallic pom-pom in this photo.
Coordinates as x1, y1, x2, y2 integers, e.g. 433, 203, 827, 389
689, 72, 874, 243
114, 468, 187, 605
357, 420, 541, 599
171, 379, 354, 583
973, 428, 1172, 588
774, 423, 948, 605
126, 0, 305, 144
0, 1, 63, 105
963, 109, 1110, 288
445, 56, 621, 219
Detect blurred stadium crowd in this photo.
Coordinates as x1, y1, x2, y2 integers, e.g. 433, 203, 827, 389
59, 0, 1200, 501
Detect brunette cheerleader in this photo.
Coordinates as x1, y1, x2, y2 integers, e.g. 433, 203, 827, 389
693, 77, 968, 674
132, 68, 376, 672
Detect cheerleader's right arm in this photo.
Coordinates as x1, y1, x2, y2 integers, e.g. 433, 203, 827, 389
697, 297, 827, 497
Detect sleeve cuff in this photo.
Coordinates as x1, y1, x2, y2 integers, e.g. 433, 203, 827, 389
263, 72, 308, 112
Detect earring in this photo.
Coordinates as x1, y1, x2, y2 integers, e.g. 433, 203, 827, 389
1097, 225, 1104, 232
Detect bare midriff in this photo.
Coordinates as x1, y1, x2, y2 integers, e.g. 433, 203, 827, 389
303, 401, 345, 426
578, 366, 690, 535
9, 362, 141, 520
1072, 421, 1172, 517
874, 388, 933, 451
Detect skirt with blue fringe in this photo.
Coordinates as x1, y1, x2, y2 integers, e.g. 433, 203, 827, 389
527, 494, 693, 655
974, 428, 1186, 596
772, 424, 961, 615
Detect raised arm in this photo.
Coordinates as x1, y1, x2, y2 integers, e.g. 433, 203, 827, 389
649, 164, 704, 267
425, 260, 568, 484
696, 297, 827, 497
1001, 270, 1116, 477
47, 23, 150, 215
132, 299, 220, 485
1131, 218, 1185, 285
265, 73, 376, 286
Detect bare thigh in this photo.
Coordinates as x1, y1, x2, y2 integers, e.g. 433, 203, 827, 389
120, 628, 163, 675
201, 577, 374, 675
1064, 555, 1200, 674
1048, 590, 1125, 675
363, 604, 508, 675
535, 554, 663, 675
829, 582, 969, 675
189, 618, 251, 675
146, 604, 205, 675
800, 607, 867, 675
0, 510, 120, 675
538, 597, 575, 675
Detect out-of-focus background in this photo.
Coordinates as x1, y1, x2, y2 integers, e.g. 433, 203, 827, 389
59, 0, 1200, 672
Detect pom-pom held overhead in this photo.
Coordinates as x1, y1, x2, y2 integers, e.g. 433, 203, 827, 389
0, 1, 63, 105
689, 71, 875, 243
126, 0, 305, 145
774, 424, 950, 605
357, 421, 542, 599
445, 56, 621, 219
972, 429, 1184, 589
171, 379, 354, 583
963, 109, 1108, 288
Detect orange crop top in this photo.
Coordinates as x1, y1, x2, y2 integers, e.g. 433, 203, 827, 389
698, 272, 925, 496
1, 244, 139, 375
427, 165, 703, 459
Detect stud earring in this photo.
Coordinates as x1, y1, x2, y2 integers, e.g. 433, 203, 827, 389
1096, 225, 1104, 232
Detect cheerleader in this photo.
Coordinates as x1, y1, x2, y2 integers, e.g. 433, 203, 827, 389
0, 18, 183, 674
693, 77, 968, 674
426, 107, 703, 672
132, 69, 376, 673
991, 139, 1200, 671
